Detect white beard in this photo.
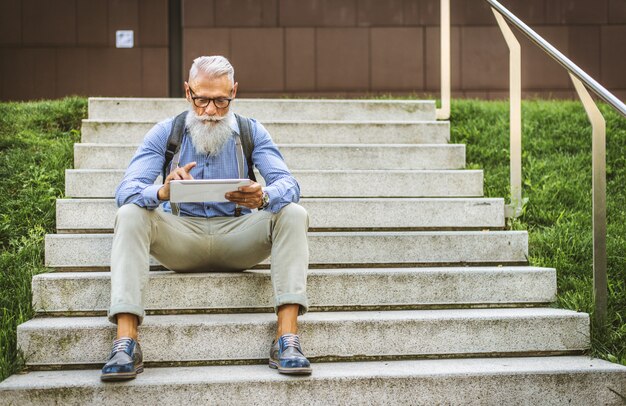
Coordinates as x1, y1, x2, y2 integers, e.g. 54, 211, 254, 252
185, 109, 234, 157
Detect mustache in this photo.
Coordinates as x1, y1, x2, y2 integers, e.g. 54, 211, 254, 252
194, 113, 227, 122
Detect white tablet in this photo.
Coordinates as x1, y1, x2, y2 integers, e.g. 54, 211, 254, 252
169, 179, 253, 203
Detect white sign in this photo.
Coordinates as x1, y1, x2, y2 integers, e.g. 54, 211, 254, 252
116, 30, 134, 48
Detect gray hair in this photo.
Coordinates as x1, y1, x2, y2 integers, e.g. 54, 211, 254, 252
188, 56, 235, 84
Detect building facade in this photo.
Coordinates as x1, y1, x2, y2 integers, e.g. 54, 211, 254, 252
0, 0, 625, 101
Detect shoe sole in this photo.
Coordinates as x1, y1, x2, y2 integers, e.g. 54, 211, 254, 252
277, 367, 312, 375
101, 364, 144, 381
269, 360, 312, 375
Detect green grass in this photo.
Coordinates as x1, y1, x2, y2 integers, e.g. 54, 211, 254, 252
0, 97, 86, 381
450, 99, 626, 365
0, 97, 624, 385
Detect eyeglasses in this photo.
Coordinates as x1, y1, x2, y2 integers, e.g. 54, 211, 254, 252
188, 86, 233, 109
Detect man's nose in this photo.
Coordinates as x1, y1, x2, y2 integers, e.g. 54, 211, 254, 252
204, 101, 218, 115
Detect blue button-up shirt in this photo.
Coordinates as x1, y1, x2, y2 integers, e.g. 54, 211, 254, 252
115, 114, 300, 217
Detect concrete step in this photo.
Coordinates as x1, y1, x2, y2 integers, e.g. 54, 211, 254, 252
64, 169, 484, 198
74, 143, 466, 170
17, 308, 588, 367
87, 98, 436, 121
44, 231, 528, 269
2, 357, 625, 405
56, 198, 505, 233
32, 267, 556, 315
81, 119, 450, 145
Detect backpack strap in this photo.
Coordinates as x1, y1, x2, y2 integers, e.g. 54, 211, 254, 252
162, 110, 188, 182
234, 113, 257, 182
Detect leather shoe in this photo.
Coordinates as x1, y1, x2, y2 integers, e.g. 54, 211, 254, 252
101, 337, 144, 381
269, 333, 312, 375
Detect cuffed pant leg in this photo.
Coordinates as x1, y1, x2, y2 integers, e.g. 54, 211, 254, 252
269, 203, 310, 315
108, 204, 153, 325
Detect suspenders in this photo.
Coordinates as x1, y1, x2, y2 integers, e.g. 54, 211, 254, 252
169, 131, 248, 217
164, 112, 255, 217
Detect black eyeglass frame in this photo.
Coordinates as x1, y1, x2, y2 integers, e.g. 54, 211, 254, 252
188, 85, 233, 109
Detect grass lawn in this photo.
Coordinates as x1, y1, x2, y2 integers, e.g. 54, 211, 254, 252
0, 98, 85, 381
450, 99, 626, 365
0, 97, 624, 384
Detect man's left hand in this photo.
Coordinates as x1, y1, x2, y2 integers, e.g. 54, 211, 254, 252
225, 182, 264, 209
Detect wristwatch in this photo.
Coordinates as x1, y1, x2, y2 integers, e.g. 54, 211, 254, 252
260, 191, 270, 210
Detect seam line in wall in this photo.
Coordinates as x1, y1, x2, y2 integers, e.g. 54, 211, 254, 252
314, 27, 318, 92
282, 27, 286, 92
368, 27, 372, 93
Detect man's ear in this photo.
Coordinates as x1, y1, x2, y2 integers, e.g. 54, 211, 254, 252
184, 82, 191, 101
232, 82, 238, 99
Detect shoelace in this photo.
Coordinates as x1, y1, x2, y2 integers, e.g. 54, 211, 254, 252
281, 334, 302, 350
111, 338, 134, 354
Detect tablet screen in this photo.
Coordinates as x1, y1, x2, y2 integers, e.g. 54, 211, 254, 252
169, 179, 252, 203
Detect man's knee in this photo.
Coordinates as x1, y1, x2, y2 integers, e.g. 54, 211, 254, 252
276, 203, 309, 228
114, 204, 152, 231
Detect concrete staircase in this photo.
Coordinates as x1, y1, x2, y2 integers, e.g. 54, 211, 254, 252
1, 98, 624, 405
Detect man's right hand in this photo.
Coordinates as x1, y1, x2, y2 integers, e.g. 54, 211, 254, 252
157, 162, 197, 201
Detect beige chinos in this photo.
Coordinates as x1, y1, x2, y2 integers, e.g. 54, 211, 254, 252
108, 202, 309, 325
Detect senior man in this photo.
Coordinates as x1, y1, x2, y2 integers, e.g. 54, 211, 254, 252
101, 56, 311, 381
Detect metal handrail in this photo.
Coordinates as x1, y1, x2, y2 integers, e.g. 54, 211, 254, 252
486, 0, 626, 118
438, 0, 626, 326
438, 1, 626, 119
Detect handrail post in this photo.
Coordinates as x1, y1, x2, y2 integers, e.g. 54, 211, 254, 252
436, 0, 450, 120
493, 10, 523, 218
570, 74, 608, 327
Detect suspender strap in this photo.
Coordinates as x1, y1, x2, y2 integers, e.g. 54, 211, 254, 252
234, 134, 246, 217
169, 149, 181, 216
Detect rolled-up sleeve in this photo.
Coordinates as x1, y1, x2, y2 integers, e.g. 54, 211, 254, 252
115, 120, 171, 209
250, 120, 300, 213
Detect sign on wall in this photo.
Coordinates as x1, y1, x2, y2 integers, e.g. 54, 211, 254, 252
116, 30, 134, 49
